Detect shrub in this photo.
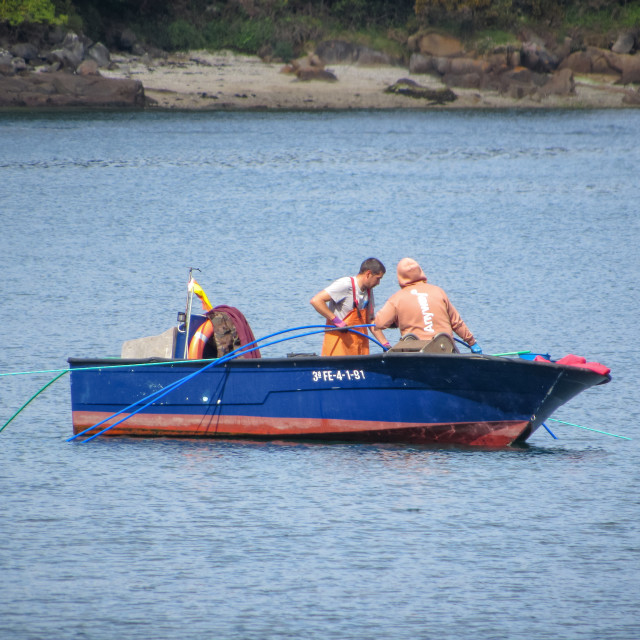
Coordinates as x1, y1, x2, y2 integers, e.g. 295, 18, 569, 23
0, 0, 67, 25
203, 19, 233, 50
203, 18, 274, 54
472, 28, 519, 53
275, 15, 324, 48
331, 0, 368, 28
234, 18, 274, 53
272, 39, 294, 61
167, 19, 205, 51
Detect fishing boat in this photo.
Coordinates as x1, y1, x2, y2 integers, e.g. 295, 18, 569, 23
68, 280, 611, 447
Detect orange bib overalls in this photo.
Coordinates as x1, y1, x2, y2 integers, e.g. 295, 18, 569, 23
321, 278, 370, 357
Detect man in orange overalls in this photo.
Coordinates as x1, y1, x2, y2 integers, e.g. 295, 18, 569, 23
310, 258, 390, 356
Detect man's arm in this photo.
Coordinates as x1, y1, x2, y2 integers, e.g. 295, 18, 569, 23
445, 297, 476, 346
371, 326, 389, 348
371, 303, 392, 349
310, 290, 336, 322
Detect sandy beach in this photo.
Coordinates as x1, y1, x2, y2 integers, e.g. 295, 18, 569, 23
101, 49, 638, 110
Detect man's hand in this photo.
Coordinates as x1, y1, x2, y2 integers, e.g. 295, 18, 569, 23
331, 317, 348, 330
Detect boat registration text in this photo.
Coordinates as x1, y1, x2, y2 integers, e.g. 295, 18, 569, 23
312, 370, 366, 382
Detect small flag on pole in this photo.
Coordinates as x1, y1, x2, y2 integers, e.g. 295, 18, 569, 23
189, 279, 213, 311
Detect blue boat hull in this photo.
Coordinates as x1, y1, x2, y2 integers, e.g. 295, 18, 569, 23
68, 353, 609, 447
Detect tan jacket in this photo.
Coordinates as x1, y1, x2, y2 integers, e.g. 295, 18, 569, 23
375, 281, 475, 345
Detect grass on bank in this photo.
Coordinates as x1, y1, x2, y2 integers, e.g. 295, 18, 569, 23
3, 1, 639, 62
151, 11, 639, 61
136, 15, 408, 62
564, 2, 640, 32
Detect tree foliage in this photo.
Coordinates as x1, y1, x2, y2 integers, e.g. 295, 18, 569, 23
414, 0, 635, 29
0, 0, 67, 25
4, 0, 640, 55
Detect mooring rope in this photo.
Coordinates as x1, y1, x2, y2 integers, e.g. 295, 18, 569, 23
0, 370, 69, 434
547, 417, 630, 440
0, 324, 383, 378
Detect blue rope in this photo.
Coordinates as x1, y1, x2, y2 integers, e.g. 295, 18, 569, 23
77, 348, 249, 443
71, 324, 384, 443
542, 422, 558, 439
454, 337, 471, 350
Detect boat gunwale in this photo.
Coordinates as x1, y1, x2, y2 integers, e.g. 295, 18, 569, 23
66, 352, 611, 385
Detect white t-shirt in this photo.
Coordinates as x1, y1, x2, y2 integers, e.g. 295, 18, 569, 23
324, 276, 371, 320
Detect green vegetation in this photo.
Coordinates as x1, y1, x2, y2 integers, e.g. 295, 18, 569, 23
471, 28, 520, 54
167, 19, 205, 51
1, 0, 639, 58
564, 2, 640, 31
0, 0, 67, 25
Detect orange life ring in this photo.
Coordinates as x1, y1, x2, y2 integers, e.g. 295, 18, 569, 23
187, 319, 215, 359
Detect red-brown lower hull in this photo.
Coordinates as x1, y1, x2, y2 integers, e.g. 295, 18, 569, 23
72, 411, 531, 447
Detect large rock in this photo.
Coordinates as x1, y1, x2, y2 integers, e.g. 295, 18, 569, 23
46, 32, 86, 70
315, 40, 358, 64
296, 68, 337, 82
409, 53, 434, 74
10, 42, 39, 62
619, 54, 640, 84
485, 52, 509, 72
0, 72, 146, 108
384, 78, 457, 104
499, 67, 546, 99
521, 41, 560, 72
604, 51, 640, 83
119, 28, 138, 52
77, 59, 99, 76
443, 72, 482, 89
61, 32, 85, 60
416, 33, 463, 57
555, 36, 573, 62
590, 47, 618, 74
508, 49, 521, 68
355, 46, 397, 66
559, 47, 621, 76
603, 50, 624, 73
439, 57, 490, 89
87, 42, 111, 68
433, 56, 451, 75
48, 47, 83, 70
559, 50, 593, 74
406, 33, 421, 52
314, 40, 398, 66
448, 57, 490, 75
611, 32, 635, 55
538, 68, 575, 97
11, 57, 28, 73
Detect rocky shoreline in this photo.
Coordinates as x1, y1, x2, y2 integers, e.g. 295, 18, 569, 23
1, 25, 640, 110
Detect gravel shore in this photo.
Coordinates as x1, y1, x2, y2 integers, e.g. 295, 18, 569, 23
101, 50, 639, 110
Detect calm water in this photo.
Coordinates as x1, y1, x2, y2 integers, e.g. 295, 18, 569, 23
1, 109, 639, 640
